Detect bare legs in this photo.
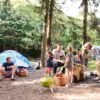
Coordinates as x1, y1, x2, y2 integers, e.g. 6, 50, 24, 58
0, 66, 5, 80
96, 60, 100, 79
65, 68, 73, 87
0, 65, 16, 80
10, 65, 16, 80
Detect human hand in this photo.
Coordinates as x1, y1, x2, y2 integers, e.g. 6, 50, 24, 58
65, 57, 70, 62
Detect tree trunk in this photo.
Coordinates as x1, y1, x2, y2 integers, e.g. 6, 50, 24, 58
40, 0, 54, 67
82, 0, 88, 44
47, 0, 54, 51
40, 0, 50, 67
96, 26, 100, 38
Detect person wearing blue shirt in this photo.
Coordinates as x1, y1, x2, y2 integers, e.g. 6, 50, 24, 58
0, 57, 16, 81
45, 52, 53, 76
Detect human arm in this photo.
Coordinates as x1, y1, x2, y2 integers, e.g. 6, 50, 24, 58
52, 49, 65, 63
0, 64, 4, 69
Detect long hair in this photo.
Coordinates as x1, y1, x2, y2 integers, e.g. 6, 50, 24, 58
66, 44, 73, 52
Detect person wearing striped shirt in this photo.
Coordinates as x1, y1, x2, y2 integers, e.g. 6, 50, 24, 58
83, 42, 100, 80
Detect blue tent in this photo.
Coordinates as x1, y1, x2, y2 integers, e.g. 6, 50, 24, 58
0, 50, 34, 72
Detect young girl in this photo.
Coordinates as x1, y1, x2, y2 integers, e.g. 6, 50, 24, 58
45, 52, 53, 76
64, 45, 74, 87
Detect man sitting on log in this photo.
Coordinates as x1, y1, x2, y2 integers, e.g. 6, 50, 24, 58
0, 57, 16, 81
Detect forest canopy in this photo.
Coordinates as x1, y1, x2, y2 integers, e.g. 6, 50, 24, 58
0, 0, 100, 58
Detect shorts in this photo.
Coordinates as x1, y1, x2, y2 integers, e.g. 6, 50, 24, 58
66, 66, 72, 71
65, 64, 72, 71
45, 67, 52, 74
4, 71, 12, 78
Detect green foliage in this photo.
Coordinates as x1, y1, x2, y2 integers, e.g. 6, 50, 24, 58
88, 59, 96, 70
40, 76, 53, 88
0, 0, 99, 58
0, 1, 42, 57
52, 12, 83, 49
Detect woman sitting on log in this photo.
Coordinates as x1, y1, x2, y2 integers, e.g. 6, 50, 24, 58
73, 48, 85, 82
74, 48, 85, 65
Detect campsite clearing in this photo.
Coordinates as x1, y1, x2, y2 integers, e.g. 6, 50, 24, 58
0, 68, 100, 100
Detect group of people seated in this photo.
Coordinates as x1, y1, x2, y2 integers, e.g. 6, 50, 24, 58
45, 42, 100, 87
0, 42, 100, 86
45, 44, 86, 87
45, 44, 85, 74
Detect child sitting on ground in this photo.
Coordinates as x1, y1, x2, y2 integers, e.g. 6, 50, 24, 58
45, 52, 53, 76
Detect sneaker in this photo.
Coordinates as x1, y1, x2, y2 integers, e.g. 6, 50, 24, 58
0, 78, 2, 81
93, 77, 100, 81
98, 80, 100, 83
11, 77, 16, 81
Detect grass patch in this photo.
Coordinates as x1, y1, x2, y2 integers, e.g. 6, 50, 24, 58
88, 59, 96, 70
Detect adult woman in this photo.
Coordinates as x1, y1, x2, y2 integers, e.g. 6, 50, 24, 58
74, 49, 85, 65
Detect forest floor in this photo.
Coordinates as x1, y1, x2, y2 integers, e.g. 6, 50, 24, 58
0, 68, 100, 100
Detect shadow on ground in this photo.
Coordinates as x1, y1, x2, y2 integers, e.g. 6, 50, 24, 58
0, 69, 100, 100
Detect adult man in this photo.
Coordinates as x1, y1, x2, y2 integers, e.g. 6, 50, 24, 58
52, 44, 65, 74
83, 42, 100, 80
0, 57, 16, 81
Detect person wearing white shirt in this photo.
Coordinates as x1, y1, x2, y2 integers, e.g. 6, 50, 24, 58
83, 42, 100, 80
52, 44, 65, 74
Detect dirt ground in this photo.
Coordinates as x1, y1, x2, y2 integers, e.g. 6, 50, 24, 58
0, 69, 100, 100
